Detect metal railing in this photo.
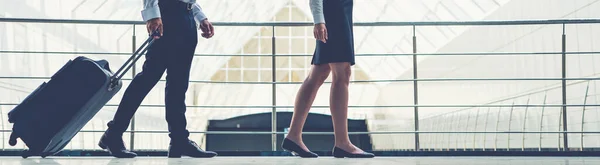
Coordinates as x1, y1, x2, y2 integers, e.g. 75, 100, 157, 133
1, 17, 600, 151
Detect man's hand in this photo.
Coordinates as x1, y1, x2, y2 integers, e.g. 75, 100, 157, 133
199, 19, 214, 39
314, 23, 327, 43
147, 18, 163, 39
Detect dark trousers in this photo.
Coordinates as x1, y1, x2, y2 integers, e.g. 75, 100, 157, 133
106, 0, 198, 142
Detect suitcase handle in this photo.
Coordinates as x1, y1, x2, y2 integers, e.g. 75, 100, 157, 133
108, 31, 160, 91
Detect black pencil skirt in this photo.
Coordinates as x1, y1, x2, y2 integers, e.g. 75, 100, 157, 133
311, 0, 355, 66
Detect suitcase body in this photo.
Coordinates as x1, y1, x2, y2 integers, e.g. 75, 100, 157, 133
7, 34, 157, 158
7, 56, 123, 158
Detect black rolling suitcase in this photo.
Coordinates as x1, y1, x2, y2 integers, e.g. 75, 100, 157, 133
7, 33, 158, 158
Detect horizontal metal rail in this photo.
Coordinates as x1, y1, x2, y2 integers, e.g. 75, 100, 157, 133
1, 50, 600, 57
2, 76, 600, 84
1, 17, 600, 26
0, 129, 598, 134
0, 103, 598, 108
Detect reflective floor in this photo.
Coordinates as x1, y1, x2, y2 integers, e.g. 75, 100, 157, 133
6, 157, 600, 165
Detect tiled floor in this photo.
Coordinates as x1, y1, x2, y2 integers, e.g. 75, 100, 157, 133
6, 157, 600, 165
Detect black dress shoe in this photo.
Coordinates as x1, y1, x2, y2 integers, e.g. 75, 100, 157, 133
332, 147, 374, 158
281, 138, 318, 158
168, 140, 217, 158
98, 133, 137, 158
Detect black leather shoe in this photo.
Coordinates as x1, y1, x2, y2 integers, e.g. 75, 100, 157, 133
98, 133, 137, 158
332, 147, 374, 158
281, 138, 318, 158
168, 140, 217, 158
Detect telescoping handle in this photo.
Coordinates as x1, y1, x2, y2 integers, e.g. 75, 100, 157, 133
108, 31, 160, 91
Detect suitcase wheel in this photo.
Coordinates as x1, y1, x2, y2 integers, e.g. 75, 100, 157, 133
8, 138, 17, 146
8, 132, 18, 146
40, 152, 52, 158
21, 151, 30, 159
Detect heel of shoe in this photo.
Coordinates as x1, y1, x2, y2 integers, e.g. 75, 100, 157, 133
168, 149, 182, 158
98, 141, 107, 150
332, 147, 375, 158
333, 154, 345, 158
168, 153, 182, 158
332, 148, 345, 158
281, 139, 318, 158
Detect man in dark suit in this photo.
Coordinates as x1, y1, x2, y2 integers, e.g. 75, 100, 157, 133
97, 0, 217, 158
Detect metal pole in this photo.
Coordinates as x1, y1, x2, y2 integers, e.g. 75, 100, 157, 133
412, 25, 420, 151
558, 103, 563, 151
0, 106, 4, 150
580, 81, 590, 150
0, 19, 5, 150
130, 25, 137, 150
271, 26, 277, 151
561, 23, 569, 151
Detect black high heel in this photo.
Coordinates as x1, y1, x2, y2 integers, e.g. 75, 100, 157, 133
332, 147, 374, 158
281, 138, 318, 158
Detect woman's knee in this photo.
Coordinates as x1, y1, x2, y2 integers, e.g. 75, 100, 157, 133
305, 64, 331, 84
330, 63, 351, 85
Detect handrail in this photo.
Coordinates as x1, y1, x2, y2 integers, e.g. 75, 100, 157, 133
1, 17, 600, 26
2, 76, 600, 84
1, 50, 600, 57
1, 103, 599, 108
1, 129, 599, 134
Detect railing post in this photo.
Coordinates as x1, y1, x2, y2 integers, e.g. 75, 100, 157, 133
558, 104, 563, 151
561, 23, 569, 151
130, 25, 137, 151
412, 25, 420, 151
271, 25, 277, 151
0, 107, 4, 150
580, 81, 590, 150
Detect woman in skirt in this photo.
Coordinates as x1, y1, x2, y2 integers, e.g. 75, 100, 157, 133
280, 0, 375, 158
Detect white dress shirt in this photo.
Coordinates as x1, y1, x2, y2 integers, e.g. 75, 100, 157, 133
141, 0, 208, 23
309, 0, 325, 24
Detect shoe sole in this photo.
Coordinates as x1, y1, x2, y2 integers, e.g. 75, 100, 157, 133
168, 154, 218, 158
282, 149, 318, 158
98, 141, 108, 150
98, 141, 137, 158
168, 151, 218, 158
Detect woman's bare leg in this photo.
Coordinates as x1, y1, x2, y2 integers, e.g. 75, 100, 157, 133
285, 64, 331, 152
329, 62, 364, 153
